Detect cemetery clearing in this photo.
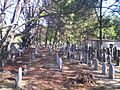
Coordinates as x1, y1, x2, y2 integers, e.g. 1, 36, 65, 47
1, 45, 120, 90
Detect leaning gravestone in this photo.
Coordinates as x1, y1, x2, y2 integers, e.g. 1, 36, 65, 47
102, 62, 107, 75
94, 58, 99, 70
109, 63, 115, 79
16, 67, 22, 89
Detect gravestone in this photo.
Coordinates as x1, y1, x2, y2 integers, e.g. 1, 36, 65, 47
12, 55, 15, 62
58, 58, 63, 71
16, 67, 22, 89
116, 57, 120, 66
94, 58, 99, 70
103, 47, 107, 62
23, 65, 27, 76
109, 63, 115, 79
56, 53, 59, 65
89, 60, 93, 67
18, 49, 22, 57
107, 55, 112, 64
29, 53, 32, 66
48, 44, 52, 54
102, 62, 107, 75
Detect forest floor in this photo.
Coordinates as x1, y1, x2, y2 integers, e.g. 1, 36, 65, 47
1, 46, 120, 90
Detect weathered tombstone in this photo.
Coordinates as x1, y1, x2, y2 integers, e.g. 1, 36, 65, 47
109, 63, 115, 79
89, 60, 93, 67
94, 58, 99, 70
12, 55, 15, 63
102, 62, 107, 75
16, 67, 22, 89
107, 55, 112, 64
23, 65, 27, 76
58, 58, 63, 71
103, 47, 107, 62
48, 44, 52, 54
29, 53, 32, 66
18, 49, 22, 57
56, 53, 59, 65
8, 53, 12, 60
116, 57, 120, 66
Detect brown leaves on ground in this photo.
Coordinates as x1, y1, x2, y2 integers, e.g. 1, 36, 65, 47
0, 46, 96, 90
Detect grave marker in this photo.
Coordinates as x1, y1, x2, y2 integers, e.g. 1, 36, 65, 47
109, 63, 115, 79
58, 58, 63, 71
29, 53, 32, 66
94, 58, 99, 70
16, 67, 22, 89
12, 55, 15, 62
102, 62, 107, 75
23, 65, 27, 76
107, 55, 112, 64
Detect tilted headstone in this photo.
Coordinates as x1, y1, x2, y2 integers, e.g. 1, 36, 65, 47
102, 62, 107, 75
94, 58, 99, 70
109, 63, 115, 79
16, 67, 22, 88
58, 58, 63, 71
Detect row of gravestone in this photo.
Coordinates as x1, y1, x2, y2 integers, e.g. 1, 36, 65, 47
89, 58, 115, 79
55, 47, 115, 80
14, 46, 39, 89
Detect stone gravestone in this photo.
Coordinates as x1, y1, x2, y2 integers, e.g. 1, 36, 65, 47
103, 47, 107, 62
58, 58, 63, 71
29, 53, 32, 66
18, 49, 22, 57
23, 65, 27, 76
31, 48, 35, 59
56, 53, 59, 65
109, 63, 115, 79
12, 55, 15, 64
94, 58, 99, 70
107, 54, 112, 64
102, 62, 107, 75
116, 57, 120, 66
48, 44, 52, 54
16, 67, 22, 89
89, 60, 93, 67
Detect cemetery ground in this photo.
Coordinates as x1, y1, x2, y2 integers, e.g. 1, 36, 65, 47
1, 46, 120, 90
